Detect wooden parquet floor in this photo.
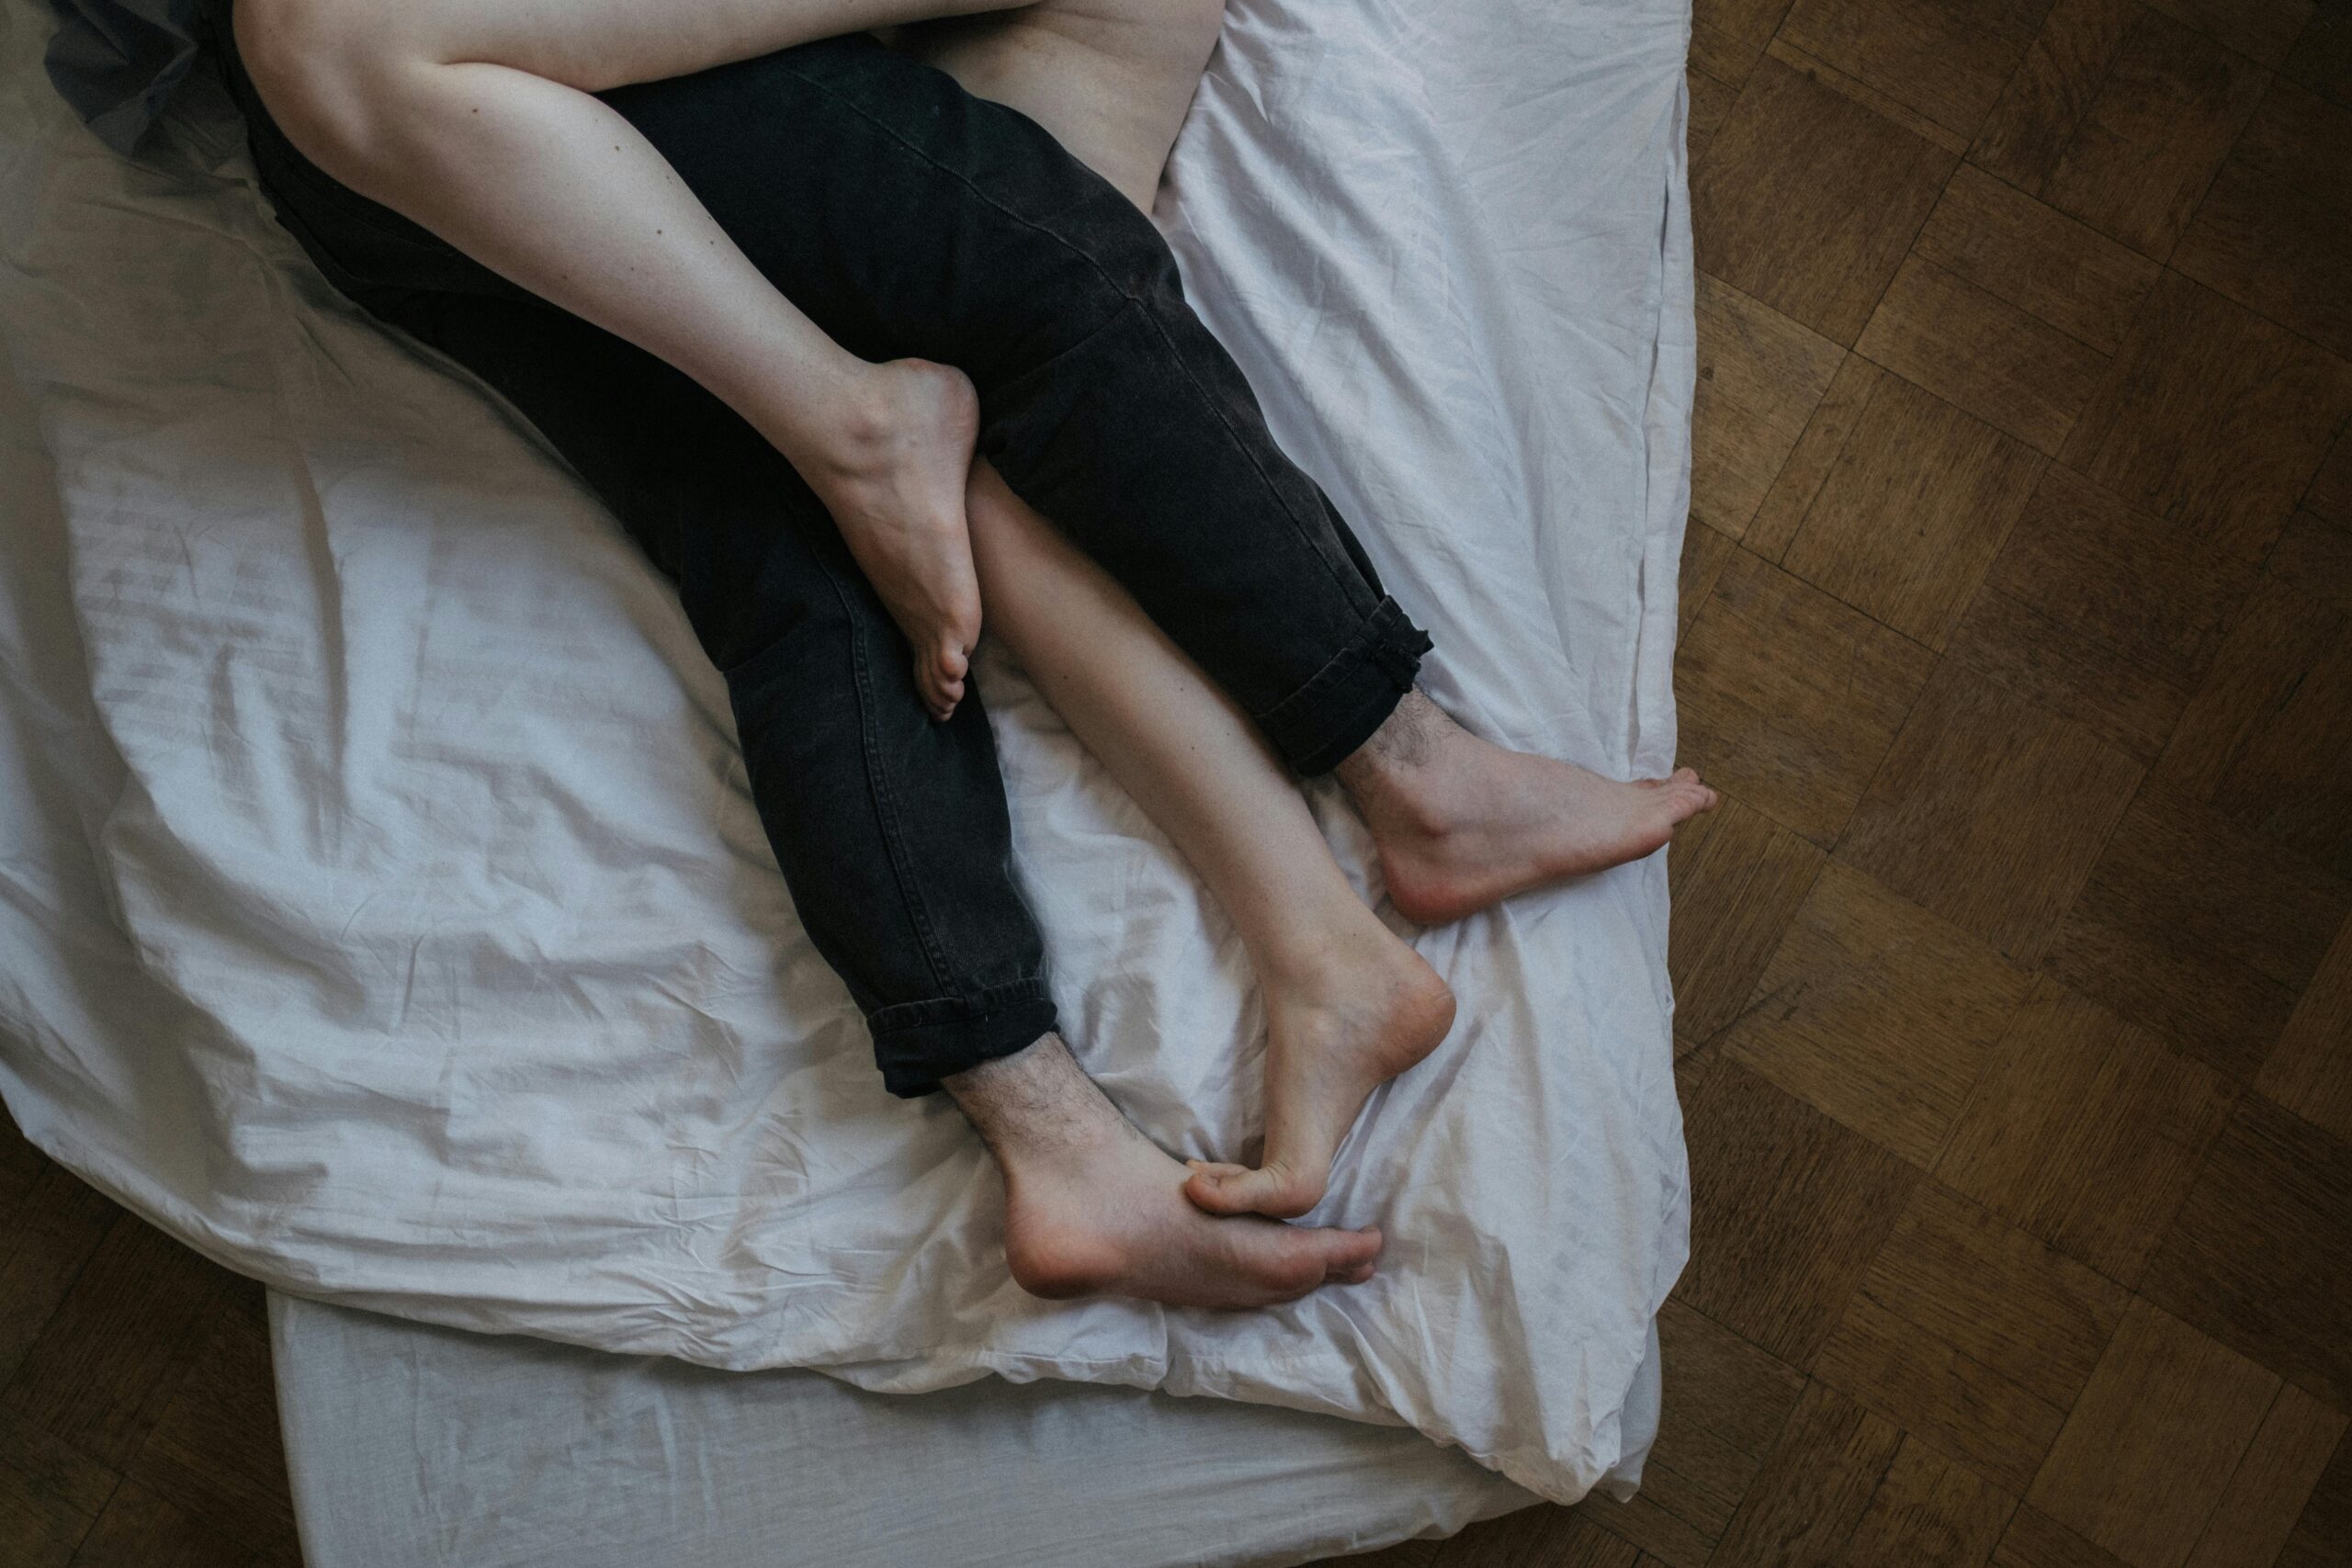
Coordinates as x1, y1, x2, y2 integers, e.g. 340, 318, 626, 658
5, 0, 2350, 1563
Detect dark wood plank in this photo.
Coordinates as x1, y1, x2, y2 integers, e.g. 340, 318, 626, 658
66, 1478, 257, 1568
1678, 517, 1741, 641
1971, 0, 2270, 259
1913, 164, 2161, 356
123, 1280, 298, 1562
0, 1406, 116, 1568
2027, 1298, 2281, 1568
2144, 0, 2315, 68
2282, 1, 2352, 108
1746, 356, 1887, 562
2141, 1095, 2352, 1409
1837, 664, 2143, 966
2268, 512, 2352, 617
1996, 1506, 2139, 1568
1674, 1055, 1919, 1367
1665, 797, 1826, 1045
1934, 978, 2237, 1282
1570, 1300, 1807, 1566
2258, 915, 2352, 1142
1691, 274, 1849, 539
1691, 0, 1803, 86
1780, 0, 2054, 139
1815, 1181, 2130, 1494
2175, 81, 2352, 360
1693, 54, 1959, 344
1944, 464, 2258, 761
1706, 1382, 1905, 1567
0, 1167, 121, 1392
1841, 1435, 2014, 1566
1428, 1505, 1642, 1568
2043, 781, 2352, 1080
2, 1215, 237, 1474
1674, 550, 1935, 848
2157, 573, 2352, 880
1853, 254, 2109, 454
2184, 1383, 2347, 1568
2063, 271, 2352, 564
1779, 374, 2047, 649
2275, 1433, 2352, 1568
1720, 863, 2032, 1167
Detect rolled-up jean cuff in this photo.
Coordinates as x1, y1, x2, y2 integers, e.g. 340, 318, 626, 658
869, 977, 1059, 1099
1257, 596, 1434, 776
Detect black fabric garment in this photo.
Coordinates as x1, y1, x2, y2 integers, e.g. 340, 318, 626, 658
209, 6, 1432, 1093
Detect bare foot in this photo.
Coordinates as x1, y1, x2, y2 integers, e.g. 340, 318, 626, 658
1184, 927, 1455, 1220
949, 1035, 1384, 1307
1339, 691, 1720, 927
798, 359, 982, 721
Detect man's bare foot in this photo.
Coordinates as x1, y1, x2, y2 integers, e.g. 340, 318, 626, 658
1337, 691, 1720, 927
1183, 926, 1454, 1220
947, 1035, 1385, 1307
797, 358, 983, 721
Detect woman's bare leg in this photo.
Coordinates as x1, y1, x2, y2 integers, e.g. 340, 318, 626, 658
232, 0, 1042, 720
965, 463, 1455, 1221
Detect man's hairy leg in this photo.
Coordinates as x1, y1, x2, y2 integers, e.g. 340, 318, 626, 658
1336, 691, 1720, 926
944, 1035, 1383, 1307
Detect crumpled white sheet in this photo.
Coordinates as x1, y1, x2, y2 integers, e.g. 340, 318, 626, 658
0, 0, 1695, 1504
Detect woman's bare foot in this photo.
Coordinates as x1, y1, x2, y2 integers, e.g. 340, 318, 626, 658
793, 358, 983, 721
1337, 691, 1720, 927
949, 1035, 1385, 1307
1184, 927, 1455, 1220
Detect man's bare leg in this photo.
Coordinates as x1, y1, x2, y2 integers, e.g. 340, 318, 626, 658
945, 1034, 1381, 1305
967, 464, 1453, 1222
233, 0, 1045, 719
1337, 694, 1719, 927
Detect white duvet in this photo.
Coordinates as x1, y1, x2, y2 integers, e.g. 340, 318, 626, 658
0, 0, 1694, 1504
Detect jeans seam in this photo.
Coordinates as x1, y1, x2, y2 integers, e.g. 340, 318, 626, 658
820, 558, 958, 996
781, 61, 1374, 614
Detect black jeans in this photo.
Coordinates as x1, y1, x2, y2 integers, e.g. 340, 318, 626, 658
208, 8, 1432, 1095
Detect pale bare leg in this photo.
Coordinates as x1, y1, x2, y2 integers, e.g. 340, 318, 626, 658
947, 1034, 1382, 1306
913, 4, 1719, 927
1337, 693, 1720, 927
966, 464, 1454, 1222
232, 0, 1040, 718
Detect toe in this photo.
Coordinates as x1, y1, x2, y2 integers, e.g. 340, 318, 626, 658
1182, 1161, 1258, 1214
1187, 1159, 1325, 1220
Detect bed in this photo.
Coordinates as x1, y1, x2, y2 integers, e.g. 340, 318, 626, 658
0, 0, 1698, 1555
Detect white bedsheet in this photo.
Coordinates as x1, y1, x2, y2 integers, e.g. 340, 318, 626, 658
270, 1294, 1649, 1568
0, 0, 1695, 1505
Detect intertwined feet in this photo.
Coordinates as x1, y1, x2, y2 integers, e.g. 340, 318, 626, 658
961, 1037, 1385, 1309
801, 357, 983, 721
1190, 692, 1720, 1221
1184, 925, 1454, 1220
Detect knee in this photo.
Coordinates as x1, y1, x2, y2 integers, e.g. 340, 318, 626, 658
233, 0, 426, 178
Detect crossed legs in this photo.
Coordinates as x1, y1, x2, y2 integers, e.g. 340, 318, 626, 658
217, 1, 1717, 1300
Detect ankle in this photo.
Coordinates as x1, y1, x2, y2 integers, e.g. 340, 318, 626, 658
943, 1032, 1114, 1170
1336, 690, 1464, 840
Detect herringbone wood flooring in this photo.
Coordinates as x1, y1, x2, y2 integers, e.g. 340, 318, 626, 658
5, 0, 2350, 1562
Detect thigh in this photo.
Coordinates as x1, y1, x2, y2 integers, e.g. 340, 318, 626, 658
282, 0, 1028, 95
892, 0, 1225, 209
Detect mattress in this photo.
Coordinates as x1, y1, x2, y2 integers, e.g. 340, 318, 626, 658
0, 0, 1697, 1506
268, 1292, 1661, 1568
